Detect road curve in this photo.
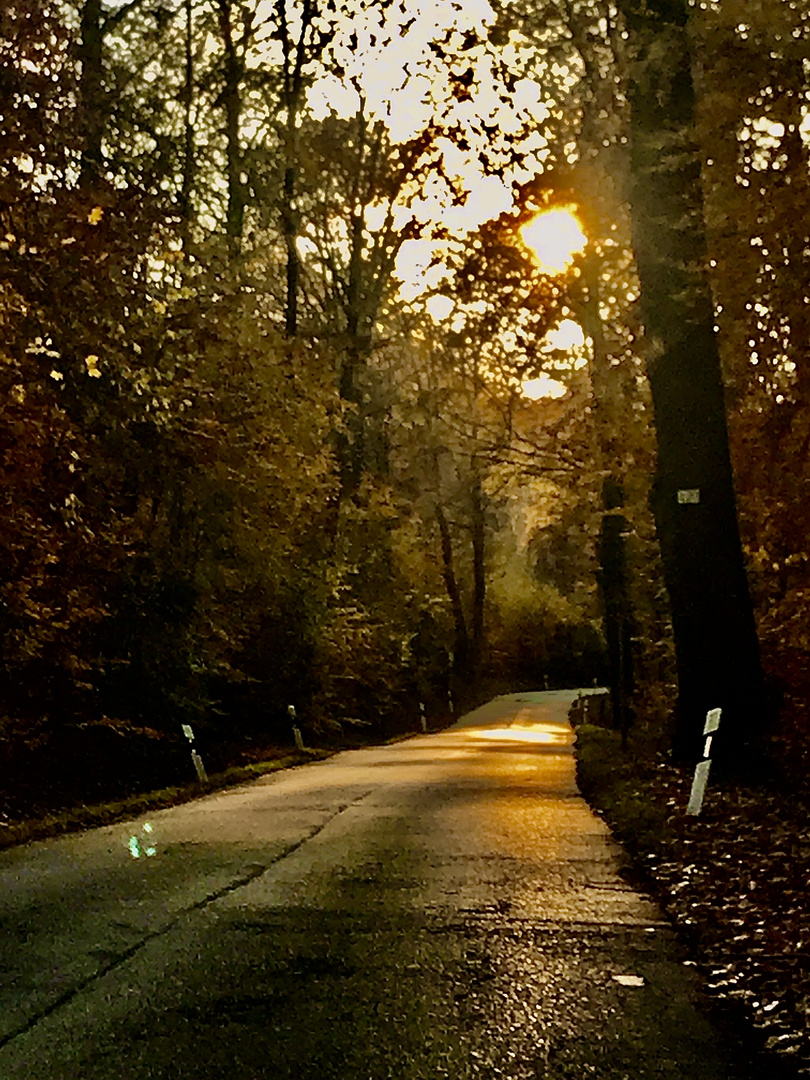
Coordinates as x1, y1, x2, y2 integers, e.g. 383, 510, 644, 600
0, 690, 753, 1078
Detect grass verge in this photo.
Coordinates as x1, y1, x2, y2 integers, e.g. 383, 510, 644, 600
0, 748, 334, 852
573, 721, 672, 862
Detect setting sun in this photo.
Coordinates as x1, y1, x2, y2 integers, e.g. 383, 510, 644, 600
521, 206, 587, 274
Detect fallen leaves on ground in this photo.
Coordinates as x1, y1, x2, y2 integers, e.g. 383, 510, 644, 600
647, 768, 810, 1073
576, 724, 810, 1078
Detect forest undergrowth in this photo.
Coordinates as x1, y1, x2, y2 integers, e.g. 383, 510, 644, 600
573, 697, 810, 1079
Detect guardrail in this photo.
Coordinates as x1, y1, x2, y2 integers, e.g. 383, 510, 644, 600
568, 690, 612, 728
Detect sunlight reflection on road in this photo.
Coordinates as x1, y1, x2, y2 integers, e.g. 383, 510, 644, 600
468, 725, 570, 745
452, 698, 575, 749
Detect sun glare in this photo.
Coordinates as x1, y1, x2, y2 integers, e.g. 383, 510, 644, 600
521, 207, 586, 274
522, 374, 567, 400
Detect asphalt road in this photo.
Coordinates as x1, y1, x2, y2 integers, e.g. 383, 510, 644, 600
1, 690, 754, 1078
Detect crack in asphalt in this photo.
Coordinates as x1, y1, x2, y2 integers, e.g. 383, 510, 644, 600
0, 790, 373, 1052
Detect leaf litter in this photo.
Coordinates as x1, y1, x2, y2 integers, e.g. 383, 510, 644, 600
577, 728, 810, 1077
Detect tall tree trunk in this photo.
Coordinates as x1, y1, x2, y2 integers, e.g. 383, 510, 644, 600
581, 255, 636, 735
282, 164, 299, 335
278, 0, 319, 336
435, 503, 470, 676
78, 0, 104, 186
215, 0, 245, 244
333, 109, 385, 510
775, 84, 810, 401
78, 0, 152, 187
617, 0, 765, 771
179, 0, 195, 235
597, 479, 634, 740
337, 196, 369, 491
469, 466, 486, 670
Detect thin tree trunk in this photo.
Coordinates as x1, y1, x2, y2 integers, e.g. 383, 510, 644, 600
215, 0, 244, 244
334, 109, 380, 504
582, 255, 636, 735
179, 0, 195, 234
78, 0, 104, 186
435, 503, 470, 675
597, 480, 634, 739
278, 0, 317, 336
282, 164, 299, 335
338, 202, 367, 489
778, 107, 810, 401
617, 0, 765, 771
469, 467, 486, 669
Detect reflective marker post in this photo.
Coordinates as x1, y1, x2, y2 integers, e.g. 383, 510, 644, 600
288, 705, 305, 751
686, 708, 722, 816
419, 701, 427, 733
181, 724, 208, 782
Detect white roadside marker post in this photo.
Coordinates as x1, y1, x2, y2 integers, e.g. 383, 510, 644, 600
288, 705, 305, 751
419, 701, 427, 733
181, 724, 208, 782
686, 707, 722, 816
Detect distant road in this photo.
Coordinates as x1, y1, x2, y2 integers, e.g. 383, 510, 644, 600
0, 690, 752, 1078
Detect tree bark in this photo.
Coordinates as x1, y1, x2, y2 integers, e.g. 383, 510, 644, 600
616, 0, 765, 770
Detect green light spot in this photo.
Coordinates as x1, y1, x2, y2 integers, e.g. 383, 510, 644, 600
128, 837, 141, 859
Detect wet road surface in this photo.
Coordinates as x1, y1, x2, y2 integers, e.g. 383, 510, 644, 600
0, 690, 753, 1077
